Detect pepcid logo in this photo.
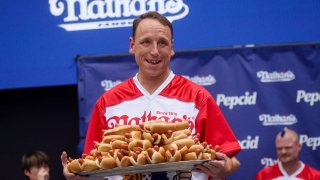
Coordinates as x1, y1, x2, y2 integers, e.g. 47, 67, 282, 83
300, 134, 320, 150
257, 70, 295, 82
183, 74, 216, 86
260, 157, 278, 167
49, 0, 189, 31
259, 114, 297, 126
238, 135, 259, 150
296, 90, 320, 106
101, 80, 122, 91
216, 91, 257, 109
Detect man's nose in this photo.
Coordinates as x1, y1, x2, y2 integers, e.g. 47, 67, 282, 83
150, 42, 160, 55
280, 148, 287, 153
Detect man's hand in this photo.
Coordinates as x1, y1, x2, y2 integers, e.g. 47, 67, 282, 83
195, 152, 240, 179
195, 152, 231, 178
61, 151, 89, 180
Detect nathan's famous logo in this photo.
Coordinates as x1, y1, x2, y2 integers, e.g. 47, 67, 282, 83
257, 70, 295, 82
296, 90, 320, 106
260, 157, 278, 167
101, 79, 122, 91
259, 114, 297, 126
48, 0, 189, 31
105, 111, 196, 134
216, 91, 257, 109
183, 74, 216, 86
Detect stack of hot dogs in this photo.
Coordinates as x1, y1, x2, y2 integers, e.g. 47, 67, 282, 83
68, 119, 218, 173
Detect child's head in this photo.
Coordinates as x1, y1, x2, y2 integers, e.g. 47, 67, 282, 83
22, 150, 50, 180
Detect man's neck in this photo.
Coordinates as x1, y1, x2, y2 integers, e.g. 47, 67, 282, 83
282, 160, 301, 176
137, 71, 170, 94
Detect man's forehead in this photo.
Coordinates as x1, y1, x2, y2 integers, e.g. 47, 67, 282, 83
136, 19, 171, 37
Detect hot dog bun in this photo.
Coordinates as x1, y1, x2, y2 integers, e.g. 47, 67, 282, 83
81, 159, 100, 172
129, 152, 147, 166
103, 125, 140, 136
165, 148, 182, 162
68, 159, 82, 173
146, 121, 189, 134
97, 156, 117, 169
128, 139, 153, 151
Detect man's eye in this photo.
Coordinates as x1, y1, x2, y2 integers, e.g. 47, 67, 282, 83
141, 40, 150, 45
158, 41, 168, 47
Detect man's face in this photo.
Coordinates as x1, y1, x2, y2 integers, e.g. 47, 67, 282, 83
275, 135, 301, 164
129, 18, 174, 79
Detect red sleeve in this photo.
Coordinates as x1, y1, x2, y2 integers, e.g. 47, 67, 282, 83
83, 98, 107, 154
195, 95, 241, 158
254, 164, 281, 180
254, 169, 266, 180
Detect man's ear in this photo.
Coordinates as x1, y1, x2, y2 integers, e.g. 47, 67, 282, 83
129, 37, 135, 54
171, 39, 175, 56
24, 169, 31, 177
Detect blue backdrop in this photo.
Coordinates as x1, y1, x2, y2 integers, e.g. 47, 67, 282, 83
77, 44, 320, 180
1, 0, 320, 90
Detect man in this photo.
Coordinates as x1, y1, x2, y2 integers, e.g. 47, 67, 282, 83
61, 11, 241, 180
22, 150, 50, 180
255, 127, 320, 180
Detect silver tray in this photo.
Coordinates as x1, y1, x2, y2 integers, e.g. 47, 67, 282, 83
78, 160, 208, 177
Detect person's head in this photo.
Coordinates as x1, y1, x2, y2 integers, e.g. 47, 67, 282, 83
275, 127, 301, 165
22, 150, 50, 180
129, 11, 175, 80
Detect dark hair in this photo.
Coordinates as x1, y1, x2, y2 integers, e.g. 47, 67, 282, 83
132, 11, 173, 39
22, 150, 50, 171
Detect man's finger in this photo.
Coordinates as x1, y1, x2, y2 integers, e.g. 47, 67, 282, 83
61, 151, 68, 165
214, 145, 220, 152
214, 152, 227, 160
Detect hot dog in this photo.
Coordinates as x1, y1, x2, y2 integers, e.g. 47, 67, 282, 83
161, 130, 174, 145
95, 142, 112, 152
140, 121, 189, 134
80, 158, 100, 172
142, 132, 162, 144
111, 140, 129, 150
129, 151, 147, 166
96, 156, 117, 170
172, 129, 192, 141
165, 147, 182, 162
103, 125, 141, 136
102, 134, 126, 143
115, 151, 132, 168
68, 158, 82, 173
145, 146, 165, 164
183, 148, 202, 161
128, 139, 153, 151
124, 131, 142, 141
164, 138, 195, 150
188, 144, 204, 153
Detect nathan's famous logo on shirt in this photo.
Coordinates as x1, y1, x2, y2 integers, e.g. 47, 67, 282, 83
238, 135, 259, 150
183, 74, 216, 86
256, 70, 295, 82
101, 79, 122, 91
216, 91, 257, 109
260, 157, 278, 167
300, 134, 320, 150
296, 90, 320, 106
259, 114, 297, 126
48, 0, 189, 31
105, 111, 196, 134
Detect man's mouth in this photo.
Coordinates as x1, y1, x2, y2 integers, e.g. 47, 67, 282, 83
146, 59, 161, 65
